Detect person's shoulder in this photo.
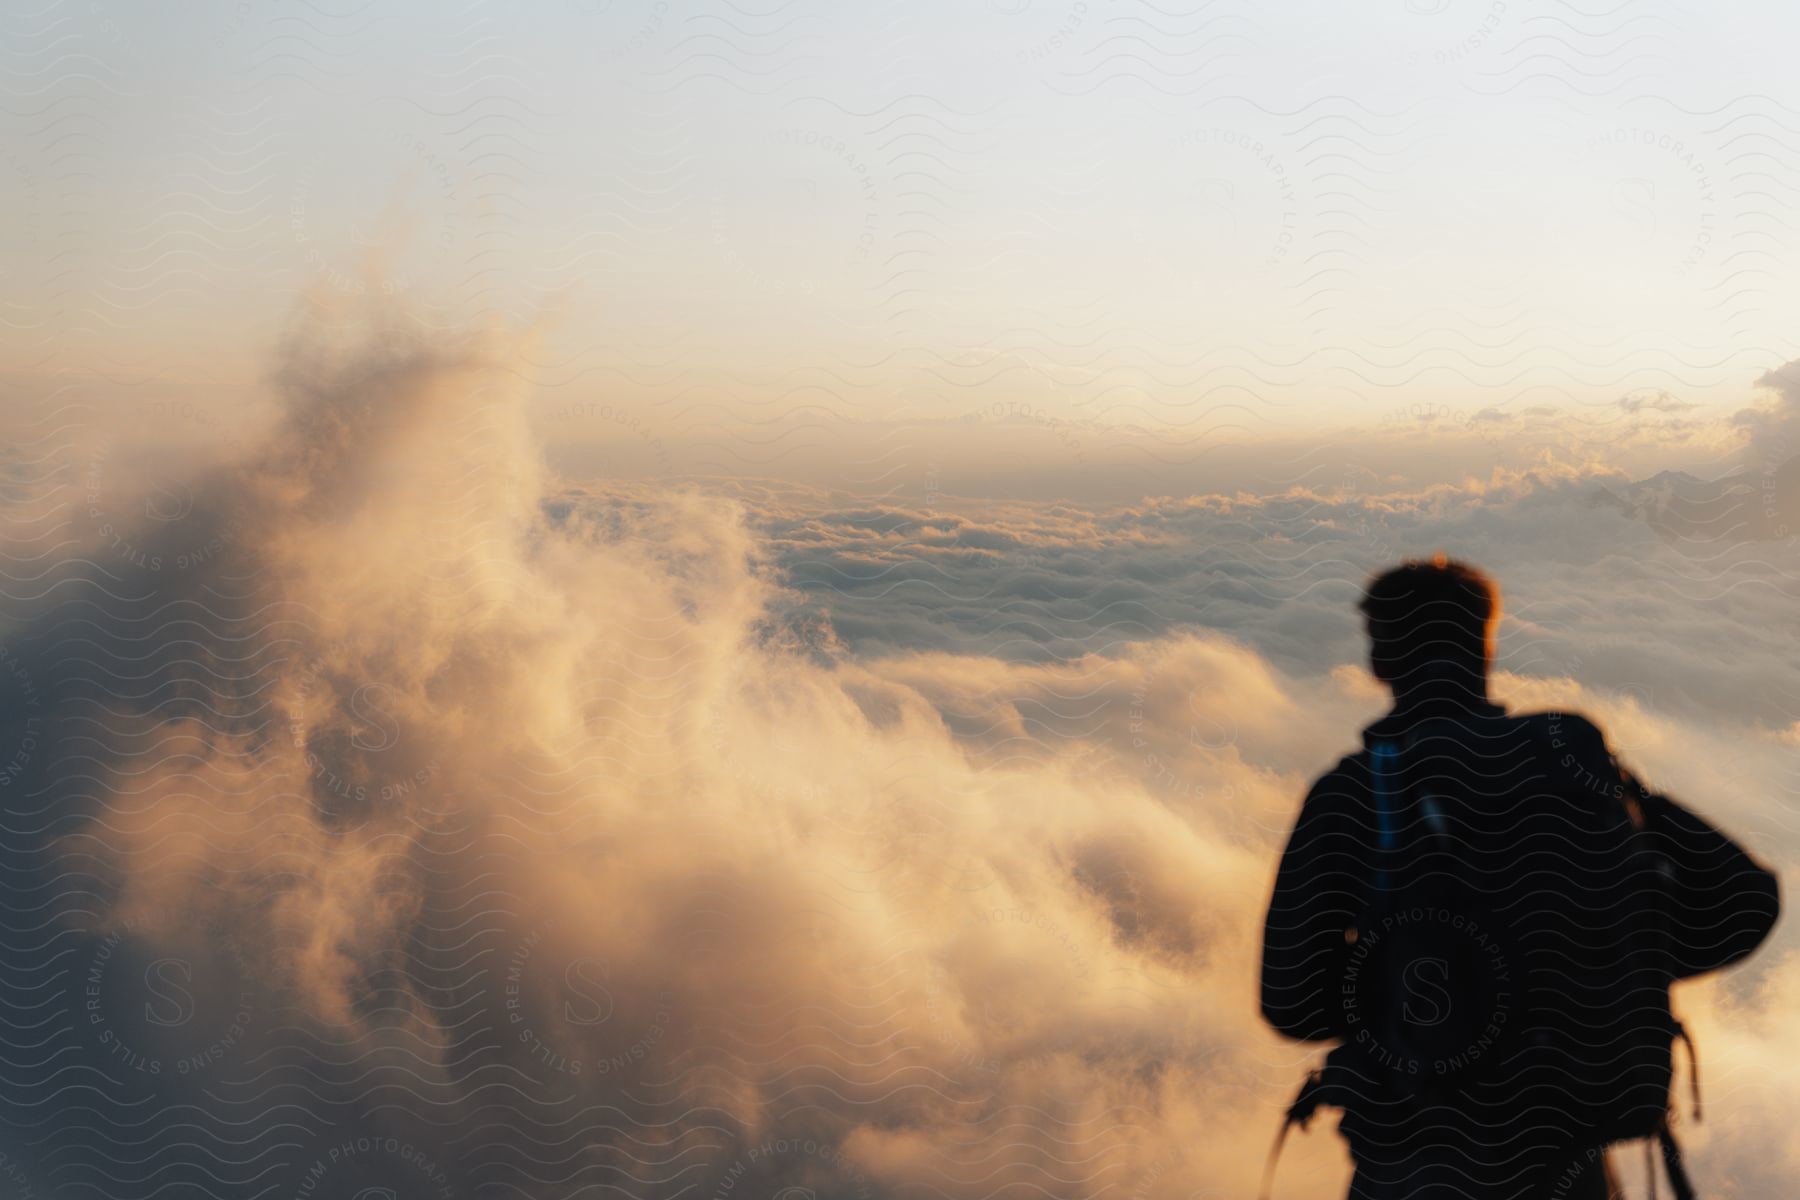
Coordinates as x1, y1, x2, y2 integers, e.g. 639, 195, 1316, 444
1507, 707, 1610, 751
1506, 709, 1626, 797
1303, 749, 1371, 808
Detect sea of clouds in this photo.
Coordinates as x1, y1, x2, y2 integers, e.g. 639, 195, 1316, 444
0, 302, 1794, 1199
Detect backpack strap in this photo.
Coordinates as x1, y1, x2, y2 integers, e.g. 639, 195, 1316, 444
1673, 1019, 1701, 1122
1657, 1121, 1697, 1200
1647, 1022, 1702, 1200
1256, 1067, 1328, 1200
1370, 739, 1402, 891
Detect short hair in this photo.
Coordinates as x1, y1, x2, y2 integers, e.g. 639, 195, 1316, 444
1357, 554, 1499, 686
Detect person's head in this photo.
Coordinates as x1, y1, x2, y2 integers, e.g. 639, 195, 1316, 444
1357, 554, 1500, 698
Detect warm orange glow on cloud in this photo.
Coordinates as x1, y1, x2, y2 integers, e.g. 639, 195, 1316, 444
0, 296, 1783, 1197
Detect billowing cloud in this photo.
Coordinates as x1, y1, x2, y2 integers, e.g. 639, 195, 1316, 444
0, 309, 1790, 1199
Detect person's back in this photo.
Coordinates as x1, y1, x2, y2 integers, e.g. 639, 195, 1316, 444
1260, 557, 1780, 1199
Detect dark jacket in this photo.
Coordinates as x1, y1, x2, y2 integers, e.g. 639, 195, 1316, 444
1259, 697, 1780, 1197
1262, 699, 1779, 1042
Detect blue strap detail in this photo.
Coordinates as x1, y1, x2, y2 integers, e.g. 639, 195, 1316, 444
1371, 740, 1401, 891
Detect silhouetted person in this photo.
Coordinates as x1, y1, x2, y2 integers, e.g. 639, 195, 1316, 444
1260, 556, 1779, 1199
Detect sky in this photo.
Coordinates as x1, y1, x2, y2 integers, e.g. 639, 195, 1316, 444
2, 3, 1800, 1199
7, 0, 1800, 497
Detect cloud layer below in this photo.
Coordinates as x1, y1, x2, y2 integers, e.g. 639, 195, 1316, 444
0, 308, 1793, 1199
